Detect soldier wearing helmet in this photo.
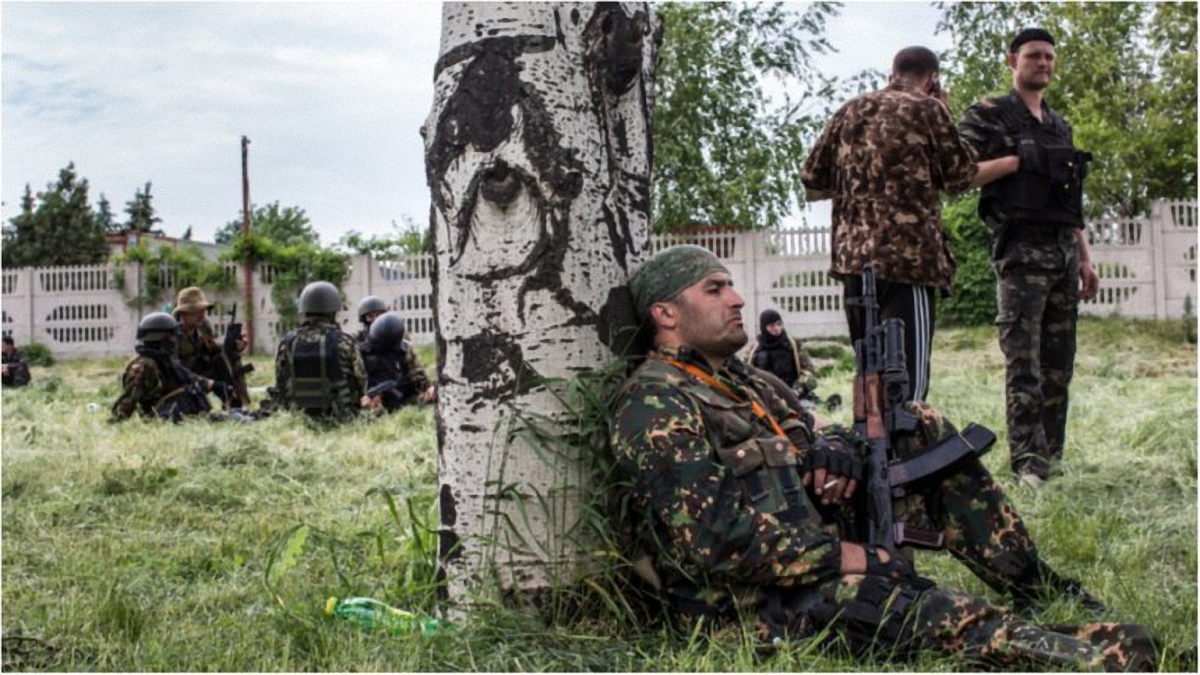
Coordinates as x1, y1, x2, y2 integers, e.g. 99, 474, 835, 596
358, 312, 435, 412
111, 312, 218, 422
354, 296, 389, 345
271, 281, 368, 422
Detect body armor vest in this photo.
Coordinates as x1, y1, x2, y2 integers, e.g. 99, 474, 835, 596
979, 93, 1091, 228
286, 326, 348, 415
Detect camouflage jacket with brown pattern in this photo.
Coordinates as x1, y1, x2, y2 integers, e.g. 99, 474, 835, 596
802, 80, 979, 291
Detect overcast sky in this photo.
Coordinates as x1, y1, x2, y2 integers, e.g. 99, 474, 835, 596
2, 1, 952, 245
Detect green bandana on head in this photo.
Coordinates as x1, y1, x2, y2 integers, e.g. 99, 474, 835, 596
629, 245, 729, 320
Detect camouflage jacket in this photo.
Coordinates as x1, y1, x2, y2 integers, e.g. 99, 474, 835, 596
2, 349, 31, 387
110, 349, 209, 422
802, 80, 979, 291
177, 319, 223, 377
360, 340, 430, 410
273, 320, 367, 420
610, 345, 843, 609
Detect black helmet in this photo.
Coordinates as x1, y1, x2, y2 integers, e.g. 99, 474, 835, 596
298, 281, 342, 315
136, 312, 179, 345
369, 312, 406, 349
356, 296, 388, 323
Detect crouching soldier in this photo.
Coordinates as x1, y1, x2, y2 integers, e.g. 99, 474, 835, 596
272, 281, 367, 423
2, 336, 32, 388
173, 286, 250, 409
610, 245, 1160, 671
354, 296, 388, 345
111, 313, 220, 422
359, 312, 435, 412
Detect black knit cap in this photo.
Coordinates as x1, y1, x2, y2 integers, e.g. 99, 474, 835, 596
1010, 28, 1055, 53
759, 309, 783, 336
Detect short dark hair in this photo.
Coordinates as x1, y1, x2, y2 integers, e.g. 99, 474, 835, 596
892, 46, 940, 78
1010, 28, 1055, 53
2, 336, 13, 346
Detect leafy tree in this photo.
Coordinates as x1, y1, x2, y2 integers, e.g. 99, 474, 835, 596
2, 163, 108, 267
124, 181, 162, 234
336, 217, 433, 258
215, 202, 318, 246
653, 1, 839, 231
936, 1, 1197, 218
96, 193, 121, 233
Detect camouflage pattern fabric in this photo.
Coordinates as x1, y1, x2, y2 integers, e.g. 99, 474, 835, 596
273, 319, 366, 422
2, 349, 31, 387
960, 97, 1082, 478
801, 79, 978, 292
177, 319, 222, 378
110, 353, 210, 422
610, 348, 1156, 670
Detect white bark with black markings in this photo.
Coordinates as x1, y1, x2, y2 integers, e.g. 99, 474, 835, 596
423, 2, 660, 603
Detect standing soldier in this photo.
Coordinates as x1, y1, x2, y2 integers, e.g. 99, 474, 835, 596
359, 312, 435, 412
608, 246, 1156, 670
111, 313, 218, 422
173, 286, 249, 408
354, 296, 389, 345
802, 46, 1019, 403
1, 336, 32, 388
272, 281, 368, 423
958, 28, 1099, 486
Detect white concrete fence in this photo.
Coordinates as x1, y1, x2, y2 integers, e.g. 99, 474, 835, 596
2, 199, 1195, 358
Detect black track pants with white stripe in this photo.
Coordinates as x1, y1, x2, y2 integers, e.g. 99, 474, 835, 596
843, 277, 936, 403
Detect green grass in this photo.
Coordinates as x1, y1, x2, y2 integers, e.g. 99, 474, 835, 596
2, 320, 1195, 670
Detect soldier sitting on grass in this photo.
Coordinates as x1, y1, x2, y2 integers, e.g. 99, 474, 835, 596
111, 313, 220, 422
2, 336, 32, 388
609, 245, 1159, 671
269, 281, 368, 424
358, 312, 435, 413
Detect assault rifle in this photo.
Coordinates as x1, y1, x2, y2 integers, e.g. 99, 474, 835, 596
849, 264, 996, 554
366, 379, 401, 399
220, 303, 253, 409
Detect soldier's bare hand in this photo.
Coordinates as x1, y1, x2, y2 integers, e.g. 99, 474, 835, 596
236, 337, 249, 353
1, 365, 8, 376
421, 386, 437, 404
1079, 262, 1100, 301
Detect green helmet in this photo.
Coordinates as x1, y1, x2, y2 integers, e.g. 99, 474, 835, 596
356, 295, 388, 323
298, 281, 342, 316
368, 312, 406, 349
136, 312, 179, 346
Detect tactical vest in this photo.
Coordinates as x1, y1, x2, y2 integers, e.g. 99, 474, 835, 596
643, 358, 823, 531
285, 327, 351, 416
979, 93, 1091, 228
140, 350, 211, 422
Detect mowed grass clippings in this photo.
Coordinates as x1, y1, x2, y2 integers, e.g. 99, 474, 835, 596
2, 320, 1196, 671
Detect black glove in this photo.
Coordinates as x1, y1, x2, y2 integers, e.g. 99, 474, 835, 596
805, 433, 863, 481
863, 545, 934, 590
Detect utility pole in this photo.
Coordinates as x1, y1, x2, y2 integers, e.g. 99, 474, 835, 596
241, 135, 255, 354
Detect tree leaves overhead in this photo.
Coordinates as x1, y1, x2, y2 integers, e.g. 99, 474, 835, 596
214, 202, 319, 246
936, 1, 1197, 217
653, 2, 840, 232
1, 163, 109, 268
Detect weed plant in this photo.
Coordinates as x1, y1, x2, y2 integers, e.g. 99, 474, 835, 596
1, 320, 1195, 670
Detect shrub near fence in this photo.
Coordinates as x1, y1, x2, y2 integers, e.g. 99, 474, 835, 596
1, 200, 1195, 358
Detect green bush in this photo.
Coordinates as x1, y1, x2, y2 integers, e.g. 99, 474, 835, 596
22, 342, 54, 367
937, 194, 997, 327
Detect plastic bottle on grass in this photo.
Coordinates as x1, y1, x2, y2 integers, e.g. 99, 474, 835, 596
325, 597, 454, 636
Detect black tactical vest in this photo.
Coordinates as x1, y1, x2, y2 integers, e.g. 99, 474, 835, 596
138, 347, 212, 422
286, 326, 349, 416
979, 93, 1091, 228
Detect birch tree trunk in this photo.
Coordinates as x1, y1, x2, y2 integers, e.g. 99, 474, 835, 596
423, 2, 661, 605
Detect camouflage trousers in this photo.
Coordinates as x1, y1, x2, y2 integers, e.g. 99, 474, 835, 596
993, 227, 1080, 479
754, 575, 1156, 671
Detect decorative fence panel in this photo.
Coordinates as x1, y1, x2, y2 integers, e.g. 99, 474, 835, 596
1, 199, 1194, 358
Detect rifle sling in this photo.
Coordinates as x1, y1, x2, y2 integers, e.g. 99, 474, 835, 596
887, 423, 996, 488
658, 357, 791, 443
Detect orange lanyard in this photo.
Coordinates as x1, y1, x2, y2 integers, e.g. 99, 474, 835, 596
660, 357, 790, 440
